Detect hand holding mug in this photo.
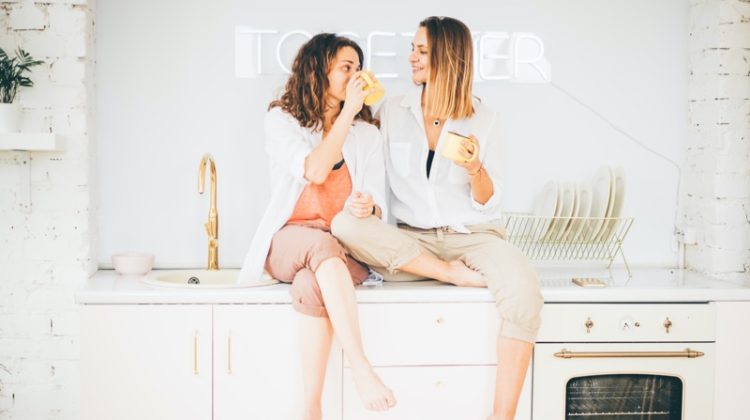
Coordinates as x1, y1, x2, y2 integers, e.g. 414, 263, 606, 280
359, 72, 384, 105
442, 132, 481, 174
343, 71, 374, 115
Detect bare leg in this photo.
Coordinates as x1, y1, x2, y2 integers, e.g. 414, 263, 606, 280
315, 257, 396, 411
488, 336, 534, 420
297, 314, 333, 420
400, 252, 485, 287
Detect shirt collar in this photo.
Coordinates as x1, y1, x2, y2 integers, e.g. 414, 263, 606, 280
400, 84, 425, 125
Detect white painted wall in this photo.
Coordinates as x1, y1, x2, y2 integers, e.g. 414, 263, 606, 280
96, 0, 690, 269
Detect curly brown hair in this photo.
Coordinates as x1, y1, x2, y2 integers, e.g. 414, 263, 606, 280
269, 33, 377, 131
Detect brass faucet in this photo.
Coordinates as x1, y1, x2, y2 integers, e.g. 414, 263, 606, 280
198, 154, 219, 270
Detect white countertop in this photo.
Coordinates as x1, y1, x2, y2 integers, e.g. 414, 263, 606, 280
75, 267, 750, 304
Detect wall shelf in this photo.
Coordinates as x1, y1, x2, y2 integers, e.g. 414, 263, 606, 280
0, 133, 64, 151
0, 133, 65, 213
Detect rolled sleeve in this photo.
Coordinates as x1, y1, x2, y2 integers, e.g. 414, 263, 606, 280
471, 111, 502, 213
264, 107, 312, 183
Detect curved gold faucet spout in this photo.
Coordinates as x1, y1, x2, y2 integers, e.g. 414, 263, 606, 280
198, 154, 219, 270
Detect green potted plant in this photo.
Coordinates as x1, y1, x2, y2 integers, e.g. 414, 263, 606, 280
0, 47, 44, 133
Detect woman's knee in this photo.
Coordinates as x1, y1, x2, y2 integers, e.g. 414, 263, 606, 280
331, 210, 359, 242
307, 233, 347, 272
290, 269, 328, 318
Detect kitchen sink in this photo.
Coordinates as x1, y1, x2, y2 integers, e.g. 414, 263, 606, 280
142, 269, 277, 289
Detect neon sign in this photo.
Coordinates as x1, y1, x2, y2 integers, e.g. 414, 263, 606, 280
235, 27, 551, 83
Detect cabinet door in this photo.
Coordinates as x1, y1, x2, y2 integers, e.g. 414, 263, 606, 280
342, 365, 531, 420
214, 304, 342, 420
81, 304, 212, 420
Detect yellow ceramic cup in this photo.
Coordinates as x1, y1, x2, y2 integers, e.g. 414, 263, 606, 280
441, 131, 478, 163
360, 72, 384, 106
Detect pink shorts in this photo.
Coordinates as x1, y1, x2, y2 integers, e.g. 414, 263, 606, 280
264, 223, 369, 317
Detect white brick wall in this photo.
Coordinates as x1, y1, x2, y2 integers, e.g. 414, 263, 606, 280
0, 0, 95, 419
685, 0, 750, 283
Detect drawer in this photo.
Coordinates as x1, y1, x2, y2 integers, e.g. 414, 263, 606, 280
342, 365, 531, 420
351, 303, 498, 366
537, 303, 716, 342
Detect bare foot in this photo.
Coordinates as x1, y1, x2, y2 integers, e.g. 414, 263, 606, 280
446, 260, 485, 287
298, 405, 322, 420
351, 366, 397, 411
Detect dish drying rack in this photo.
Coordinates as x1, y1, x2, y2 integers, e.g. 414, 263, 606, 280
502, 213, 635, 278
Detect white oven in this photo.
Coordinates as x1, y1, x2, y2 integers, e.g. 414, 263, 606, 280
533, 303, 715, 419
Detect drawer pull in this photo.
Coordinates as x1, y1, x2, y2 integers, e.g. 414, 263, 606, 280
554, 348, 705, 359
227, 330, 233, 374
584, 317, 594, 333
663, 317, 672, 333
436, 317, 445, 325
435, 380, 444, 388
193, 330, 199, 375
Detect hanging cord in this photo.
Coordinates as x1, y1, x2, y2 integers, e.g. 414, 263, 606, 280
547, 81, 684, 251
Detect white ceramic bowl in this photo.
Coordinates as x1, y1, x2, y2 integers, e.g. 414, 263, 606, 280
112, 252, 154, 275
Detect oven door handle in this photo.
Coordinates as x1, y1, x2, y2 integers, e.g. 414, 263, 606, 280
554, 348, 705, 359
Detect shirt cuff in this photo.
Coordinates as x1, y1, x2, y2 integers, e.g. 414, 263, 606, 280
471, 189, 501, 213
289, 147, 311, 183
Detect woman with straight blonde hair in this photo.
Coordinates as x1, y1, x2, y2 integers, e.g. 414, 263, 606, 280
332, 16, 543, 420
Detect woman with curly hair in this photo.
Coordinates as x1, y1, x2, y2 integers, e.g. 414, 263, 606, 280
239, 33, 395, 418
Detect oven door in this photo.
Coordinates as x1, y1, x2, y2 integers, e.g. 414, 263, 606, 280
533, 342, 714, 420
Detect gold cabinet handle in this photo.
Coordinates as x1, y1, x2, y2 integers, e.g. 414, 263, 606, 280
663, 317, 673, 333
554, 348, 704, 359
227, 330, 233, 375
584, 317, 594, 333
193, 330, 199, 375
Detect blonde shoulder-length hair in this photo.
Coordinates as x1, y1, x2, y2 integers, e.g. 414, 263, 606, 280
420, 16, 475, 120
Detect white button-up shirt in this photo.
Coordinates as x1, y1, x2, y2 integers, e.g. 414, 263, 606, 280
377, 86, 503, 232
238, 107, 387, 284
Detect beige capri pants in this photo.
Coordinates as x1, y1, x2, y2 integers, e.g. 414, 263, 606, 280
331, 211, 543, 343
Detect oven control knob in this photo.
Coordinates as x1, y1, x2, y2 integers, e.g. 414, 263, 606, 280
620, 316, 640, 331
663, 317, 672, 333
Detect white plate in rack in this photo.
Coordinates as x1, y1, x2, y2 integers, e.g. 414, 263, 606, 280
531, 180, 559, 240
564, 182, 591, 241
595, 166, 618, 241
549, 181, 576, 241
598, 166, 627, 242
581, 166, 612, 241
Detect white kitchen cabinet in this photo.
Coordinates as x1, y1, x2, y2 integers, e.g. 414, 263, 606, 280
346, 302, 532, 420
213, 304, 342, 420
714, 301, 750, 420
81, 301, 531, 420
80, 304, 213, 420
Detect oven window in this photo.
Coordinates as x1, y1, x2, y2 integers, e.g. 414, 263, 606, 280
566, 374, 683, 419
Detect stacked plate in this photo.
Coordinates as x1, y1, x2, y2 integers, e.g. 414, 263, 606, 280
531, 166, 626, 243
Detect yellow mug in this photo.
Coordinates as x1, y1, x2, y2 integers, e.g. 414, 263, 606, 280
360, 72, 385, 106
441, 131, 478, 163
